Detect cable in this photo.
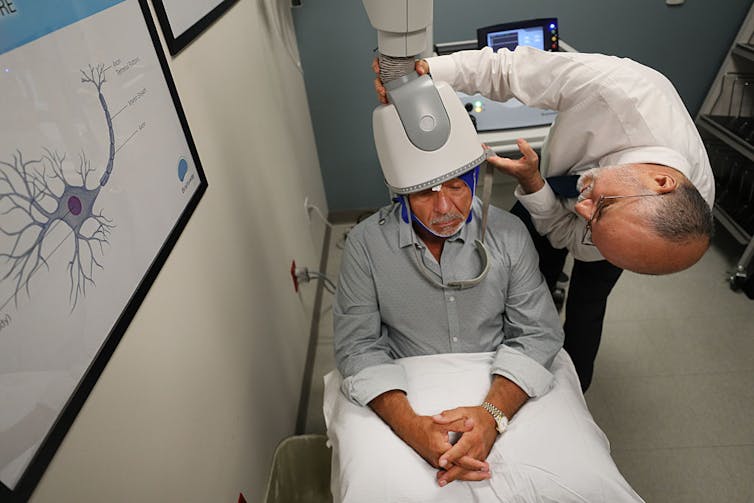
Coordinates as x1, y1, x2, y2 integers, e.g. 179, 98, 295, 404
308, 271, 337, 294
306, 202, 333, 229
293, 265, 337, 294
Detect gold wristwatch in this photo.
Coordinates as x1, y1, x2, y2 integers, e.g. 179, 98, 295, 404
481, 401, 509, 434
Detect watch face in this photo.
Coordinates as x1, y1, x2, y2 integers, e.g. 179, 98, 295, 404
496, 419, 505, 433
496, 415, 508, 433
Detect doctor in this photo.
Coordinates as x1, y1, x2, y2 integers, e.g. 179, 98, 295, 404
374, 46, 715, 391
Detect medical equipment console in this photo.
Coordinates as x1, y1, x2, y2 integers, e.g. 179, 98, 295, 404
477, 18, 559, 53
449, 18, 560, 134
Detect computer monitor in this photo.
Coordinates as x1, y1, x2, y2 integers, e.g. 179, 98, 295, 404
452, 18, 559, 133
477, 18, 558, 52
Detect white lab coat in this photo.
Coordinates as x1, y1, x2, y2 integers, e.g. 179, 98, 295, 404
427, 46, 715, 261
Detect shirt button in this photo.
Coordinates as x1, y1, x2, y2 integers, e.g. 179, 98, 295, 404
448, 296, 455, 302
452, 337, 458, 342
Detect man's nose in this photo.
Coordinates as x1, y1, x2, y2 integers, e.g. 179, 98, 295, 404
433, 190, 452, 213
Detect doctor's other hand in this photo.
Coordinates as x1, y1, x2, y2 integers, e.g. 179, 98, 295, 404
372, 57, 430, 105
486, 138, 545, 195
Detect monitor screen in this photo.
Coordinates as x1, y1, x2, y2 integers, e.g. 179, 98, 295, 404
486, 26, 544, 52
477, 18, 558, 53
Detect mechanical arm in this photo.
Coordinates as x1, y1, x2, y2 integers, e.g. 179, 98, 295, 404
362, 0, 486, 194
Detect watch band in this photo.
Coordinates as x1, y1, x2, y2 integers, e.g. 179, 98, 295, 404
481, 401, 508, 434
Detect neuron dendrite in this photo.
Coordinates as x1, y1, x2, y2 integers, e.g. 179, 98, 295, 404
0, 64, 117, 309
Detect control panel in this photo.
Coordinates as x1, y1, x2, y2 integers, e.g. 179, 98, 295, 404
455, 18, 559, 133
477, 18, 559, 53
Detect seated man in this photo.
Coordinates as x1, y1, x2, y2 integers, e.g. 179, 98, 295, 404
330, 165, 643, 501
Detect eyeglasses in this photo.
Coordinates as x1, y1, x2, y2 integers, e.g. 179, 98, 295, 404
581, 193, 663, 246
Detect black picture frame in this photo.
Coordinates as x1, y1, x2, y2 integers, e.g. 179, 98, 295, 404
0, 1, 208, 500
151, 0, 239, 55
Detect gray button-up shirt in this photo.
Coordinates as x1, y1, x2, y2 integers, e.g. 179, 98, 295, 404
334, 198, 564, 406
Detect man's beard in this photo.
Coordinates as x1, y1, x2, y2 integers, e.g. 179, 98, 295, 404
429, 213, 465, 237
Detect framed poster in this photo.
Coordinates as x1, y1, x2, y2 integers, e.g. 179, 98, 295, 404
0, 0, 208, 500
151, 0, 239, 55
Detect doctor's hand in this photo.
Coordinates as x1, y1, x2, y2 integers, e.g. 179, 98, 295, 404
432, 406, 499, 487
372, 57, 430, 105
487, 138, 545, 194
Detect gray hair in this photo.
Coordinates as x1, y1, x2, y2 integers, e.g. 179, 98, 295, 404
645, 181, 713, 243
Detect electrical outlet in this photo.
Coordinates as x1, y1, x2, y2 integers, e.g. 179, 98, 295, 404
290, 260, 311, 293
291, 260, 299, 292
304, 196, 311, 222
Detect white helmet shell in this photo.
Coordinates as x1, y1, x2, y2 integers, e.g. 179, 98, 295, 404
373, 80, 486, 194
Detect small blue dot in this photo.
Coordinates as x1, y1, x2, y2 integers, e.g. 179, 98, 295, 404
178, 158, 188, 181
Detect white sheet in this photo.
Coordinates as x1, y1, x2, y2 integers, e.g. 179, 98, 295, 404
323, 350, 644, 503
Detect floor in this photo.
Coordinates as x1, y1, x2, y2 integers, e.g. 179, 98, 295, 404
304, 176, 754, 503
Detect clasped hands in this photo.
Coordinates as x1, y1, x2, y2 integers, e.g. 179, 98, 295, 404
401, 404, 499, 487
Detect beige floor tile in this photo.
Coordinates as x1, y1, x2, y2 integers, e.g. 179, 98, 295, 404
589, 371, 754, 450
594, 313, 754, 381
717, 445, 754, 503
592, 318, 671, 379
657, 315, 754, 375
588, 375, 715, 450
612, 446, 750, 503
678, 371, 754, 446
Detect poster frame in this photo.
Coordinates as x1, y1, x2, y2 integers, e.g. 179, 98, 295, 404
0, 0, 208, 500
151, 0, 239, 55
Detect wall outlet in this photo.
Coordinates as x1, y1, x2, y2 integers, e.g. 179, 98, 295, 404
290, 260, 311, 293
291, 260, 300, 292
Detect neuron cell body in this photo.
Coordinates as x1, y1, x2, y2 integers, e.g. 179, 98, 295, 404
0, 64, 117, 308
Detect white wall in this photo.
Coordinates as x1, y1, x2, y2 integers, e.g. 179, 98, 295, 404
29, 0, 327, 501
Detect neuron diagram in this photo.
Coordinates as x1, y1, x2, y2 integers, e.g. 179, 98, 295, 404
0, 64, 116, 309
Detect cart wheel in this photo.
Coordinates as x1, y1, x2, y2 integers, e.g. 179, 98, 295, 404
729, 274, 746, 291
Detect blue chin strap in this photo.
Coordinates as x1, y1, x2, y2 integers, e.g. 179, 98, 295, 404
397, 166, 480, 233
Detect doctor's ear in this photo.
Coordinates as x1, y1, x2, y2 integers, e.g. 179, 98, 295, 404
652, 173, 679, 194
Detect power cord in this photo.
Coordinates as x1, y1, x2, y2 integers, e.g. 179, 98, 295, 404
292, 264, 337, 294
306, 201, 333, 229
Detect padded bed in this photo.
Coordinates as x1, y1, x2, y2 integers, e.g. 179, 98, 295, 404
323, 350, 644, 503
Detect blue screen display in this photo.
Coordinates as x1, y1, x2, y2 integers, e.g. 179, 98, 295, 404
486, 26, 544, 52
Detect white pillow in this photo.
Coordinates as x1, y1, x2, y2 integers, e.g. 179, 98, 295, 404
323, 350, 644, 503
